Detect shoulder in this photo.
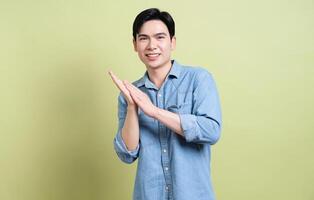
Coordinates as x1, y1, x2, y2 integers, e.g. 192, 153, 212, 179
131, 74, 146, 88
132, 77, 143, 85
180, 63, 214, 83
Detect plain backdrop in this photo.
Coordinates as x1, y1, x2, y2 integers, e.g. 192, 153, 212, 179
0, 0, 313, 199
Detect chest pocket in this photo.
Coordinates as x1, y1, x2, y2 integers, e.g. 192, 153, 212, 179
167, 90, 193, 114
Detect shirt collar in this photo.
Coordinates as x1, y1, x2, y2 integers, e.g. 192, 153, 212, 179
135, 59, 182, 89
168, 60, 181, 79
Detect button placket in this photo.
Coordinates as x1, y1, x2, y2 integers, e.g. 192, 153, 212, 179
157, 88, 173, 197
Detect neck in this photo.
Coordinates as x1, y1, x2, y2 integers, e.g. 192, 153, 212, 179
146, 60, 172, 89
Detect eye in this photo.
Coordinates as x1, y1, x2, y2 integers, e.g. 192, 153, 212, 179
139, 37, 147, 41
157, 36, 165, 39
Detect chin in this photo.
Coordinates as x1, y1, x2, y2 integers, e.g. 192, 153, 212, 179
141, 59, 159, 68
146, 62, 163, 69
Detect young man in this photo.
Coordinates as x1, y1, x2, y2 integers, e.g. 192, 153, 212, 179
109, 8, 222, 200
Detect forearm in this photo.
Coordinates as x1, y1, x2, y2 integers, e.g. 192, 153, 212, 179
121, 106, 139, 151
153, 107, 184, 136
153, 107, 221, 144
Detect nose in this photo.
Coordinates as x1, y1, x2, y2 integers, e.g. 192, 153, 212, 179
147, 39, 157, 50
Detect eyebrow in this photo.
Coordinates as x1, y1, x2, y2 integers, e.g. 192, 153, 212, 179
137, 32, 168, 38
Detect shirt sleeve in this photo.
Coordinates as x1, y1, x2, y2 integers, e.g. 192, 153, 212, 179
113, 93, 139, 164
178, 70, 222, 145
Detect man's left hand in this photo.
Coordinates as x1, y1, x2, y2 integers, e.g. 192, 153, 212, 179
123, 80, 158, 118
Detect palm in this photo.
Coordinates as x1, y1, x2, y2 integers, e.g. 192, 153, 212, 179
108, 70, 135, 106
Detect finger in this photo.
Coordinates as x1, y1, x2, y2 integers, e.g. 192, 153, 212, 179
124, 81, 143, 97
122, 81, 138, 98
108, 70, 113, 77
117, 82, 131, 96
128, 87, 143, 106
124, 83, 138, 99
123, 80, 134, 92
108, 70, 119, 85
108, 70, 116, 81
124, 83, 144, 104
109, 72, 136, 104
124, 83, 148, 110
115, 82, 135, 104
108, 71, 128, 92
127, 83, 147, 100
108, 70, 122, 87
107, 72, 136, 105
125, 80, 142, 92
123, 92, 135, 104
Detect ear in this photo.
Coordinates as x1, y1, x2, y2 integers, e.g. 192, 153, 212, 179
170, 36, 176, 51
133, 39, 138, 52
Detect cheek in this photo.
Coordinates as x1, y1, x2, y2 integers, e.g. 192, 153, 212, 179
137, 45, 147, 53
160, 45, 171, 54
161, 42, 172, 50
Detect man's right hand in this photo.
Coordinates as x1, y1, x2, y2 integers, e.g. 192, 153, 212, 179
109, 70, 140, 152
108, 70, 137, 109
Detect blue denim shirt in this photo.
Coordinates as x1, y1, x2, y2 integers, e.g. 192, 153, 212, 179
114, 60, 222, 200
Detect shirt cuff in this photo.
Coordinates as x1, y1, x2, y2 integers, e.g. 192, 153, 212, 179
179, 114, 197, 142
114, 130, 139, 157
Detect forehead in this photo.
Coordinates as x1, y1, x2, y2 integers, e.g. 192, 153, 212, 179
138, 20, 169, 35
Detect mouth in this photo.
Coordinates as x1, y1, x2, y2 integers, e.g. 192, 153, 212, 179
145, 53, 161, 58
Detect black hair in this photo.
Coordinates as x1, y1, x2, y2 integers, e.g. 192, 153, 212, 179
132, 8, 175, 41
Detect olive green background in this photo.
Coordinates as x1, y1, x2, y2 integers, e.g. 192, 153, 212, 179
0, 0, 313, 199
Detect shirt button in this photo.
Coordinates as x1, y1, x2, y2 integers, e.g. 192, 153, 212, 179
163, 149, 167, 153
165, 167, 169, 171
158, 94, 162, 97
165, 186, 169, 190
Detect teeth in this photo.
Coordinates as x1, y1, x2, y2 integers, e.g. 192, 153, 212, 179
146, 53, 160, 57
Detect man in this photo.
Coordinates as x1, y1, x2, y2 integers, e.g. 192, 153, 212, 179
109, 8, 222, 200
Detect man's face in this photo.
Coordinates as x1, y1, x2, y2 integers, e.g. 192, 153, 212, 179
133, 20, 176, 70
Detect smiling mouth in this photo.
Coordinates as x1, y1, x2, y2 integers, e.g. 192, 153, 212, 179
145, 53, 161, 58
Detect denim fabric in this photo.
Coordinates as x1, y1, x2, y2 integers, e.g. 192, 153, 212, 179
114, 60, 222, 200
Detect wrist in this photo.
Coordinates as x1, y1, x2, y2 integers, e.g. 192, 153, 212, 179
152, 106, 161, 119
127, 105, 138, 112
